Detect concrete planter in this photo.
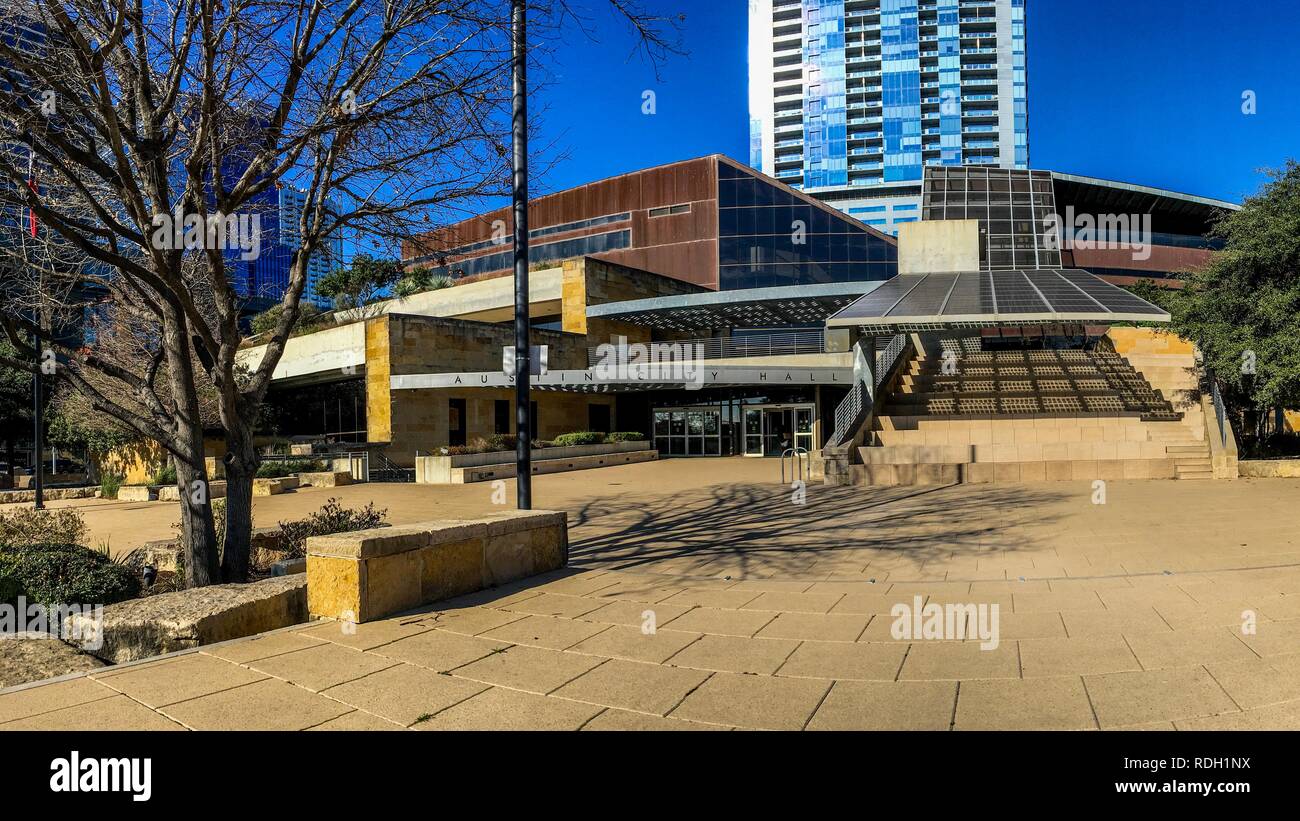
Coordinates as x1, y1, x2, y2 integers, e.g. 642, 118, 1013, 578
416, 441, 653, 484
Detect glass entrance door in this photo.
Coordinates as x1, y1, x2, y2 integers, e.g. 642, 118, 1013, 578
763, 409, 793, 456
743, 409, 763, 456
794, 407, 814, 453
742, 403, 816, 457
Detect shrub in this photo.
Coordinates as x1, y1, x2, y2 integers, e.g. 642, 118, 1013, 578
150, 463, 177, 486
256, 459, 326, 478
276, 498, 388, 559
551, 431, 606, 447
0, 543, 140, 606
445, 437, 552, 456
0, 554, 22, 602
606, 431, 646, 443
99, 473, 123, 500
0, 507, 88, 550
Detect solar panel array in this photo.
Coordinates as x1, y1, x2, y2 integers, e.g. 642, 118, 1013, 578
830, 269, 1169, 328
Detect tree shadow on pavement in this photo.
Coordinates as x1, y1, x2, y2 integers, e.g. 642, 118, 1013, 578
565, 478, 1070, 581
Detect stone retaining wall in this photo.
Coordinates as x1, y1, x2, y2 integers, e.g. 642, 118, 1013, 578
0, 487, 99, 505
64, 574, 308, 664
1239, 460, 1300, 478
306, 510, 567, 623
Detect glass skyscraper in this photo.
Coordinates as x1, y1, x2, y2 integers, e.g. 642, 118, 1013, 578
749, 0, 1028, 236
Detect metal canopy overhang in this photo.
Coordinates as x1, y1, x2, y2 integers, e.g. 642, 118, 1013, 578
585, 281, 886, 333
826, 269, 1170, 333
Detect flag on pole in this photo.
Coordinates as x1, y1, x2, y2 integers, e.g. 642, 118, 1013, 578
27, 148, 38, 237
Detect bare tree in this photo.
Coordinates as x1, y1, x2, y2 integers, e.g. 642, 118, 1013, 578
0, 0, 681, 585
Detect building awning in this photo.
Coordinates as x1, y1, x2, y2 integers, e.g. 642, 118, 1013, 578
826, 269, 1169, 333
585, 281, 885, 333
390, 363, 852, 392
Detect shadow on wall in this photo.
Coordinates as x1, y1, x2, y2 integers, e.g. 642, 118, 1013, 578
565, 479, 1069, 579
92, 440, 167, 485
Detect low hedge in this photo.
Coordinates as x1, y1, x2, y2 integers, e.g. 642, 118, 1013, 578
0, 543, 140, 607
446, 435, 552, 456
442, 430, 648, 454
551, 431, 606, 447
256, 459, 326, 478
606, 431, 646, 443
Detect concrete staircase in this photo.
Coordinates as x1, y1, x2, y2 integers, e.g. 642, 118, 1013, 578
1147, 423, 1213, 480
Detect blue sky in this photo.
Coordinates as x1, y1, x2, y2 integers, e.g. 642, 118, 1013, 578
529, 0, 1299, 205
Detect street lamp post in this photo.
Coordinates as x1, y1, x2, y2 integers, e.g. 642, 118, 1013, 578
511, 0, 531, 510
32, 351, 43, 510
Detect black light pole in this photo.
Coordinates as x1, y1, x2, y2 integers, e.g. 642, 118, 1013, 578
511, 0, 532, 510
32, 342, 44, 510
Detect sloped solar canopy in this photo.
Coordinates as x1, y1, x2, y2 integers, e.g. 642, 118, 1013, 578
826, 269, 1169, 333
586, 281, 882, 333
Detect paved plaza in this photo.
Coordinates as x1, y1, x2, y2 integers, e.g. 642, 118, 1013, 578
2, 460, 1299, 730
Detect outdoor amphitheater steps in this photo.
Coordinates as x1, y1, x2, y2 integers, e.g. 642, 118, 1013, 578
857, 355, 1213, 485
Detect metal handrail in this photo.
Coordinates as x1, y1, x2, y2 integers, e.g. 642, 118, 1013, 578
1210, 377, 1229, 448
781, 447, 809, 484
827, 334, 907, 448
828, 382, 867, 449
875, 334, 908, 390
587, 331, 827, 366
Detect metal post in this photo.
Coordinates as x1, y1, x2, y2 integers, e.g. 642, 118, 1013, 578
32, 358, 44, 510
511, 0, 531, 510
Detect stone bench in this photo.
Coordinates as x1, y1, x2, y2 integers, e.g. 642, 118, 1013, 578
306, 510, 567, 623
296, 471, 353, 488
253, 476, 300, 496
157, 481, 228, 502
116, 486, 157, 502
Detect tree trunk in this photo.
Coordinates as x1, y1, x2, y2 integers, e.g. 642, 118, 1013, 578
220, 427, 258, 582
158, 305, 220, 587
175, 451, 219, 586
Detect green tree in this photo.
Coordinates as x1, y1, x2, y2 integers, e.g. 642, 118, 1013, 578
249, 302, 326, 339
1148, 160, 1300, 432
315, 256, 406, 311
